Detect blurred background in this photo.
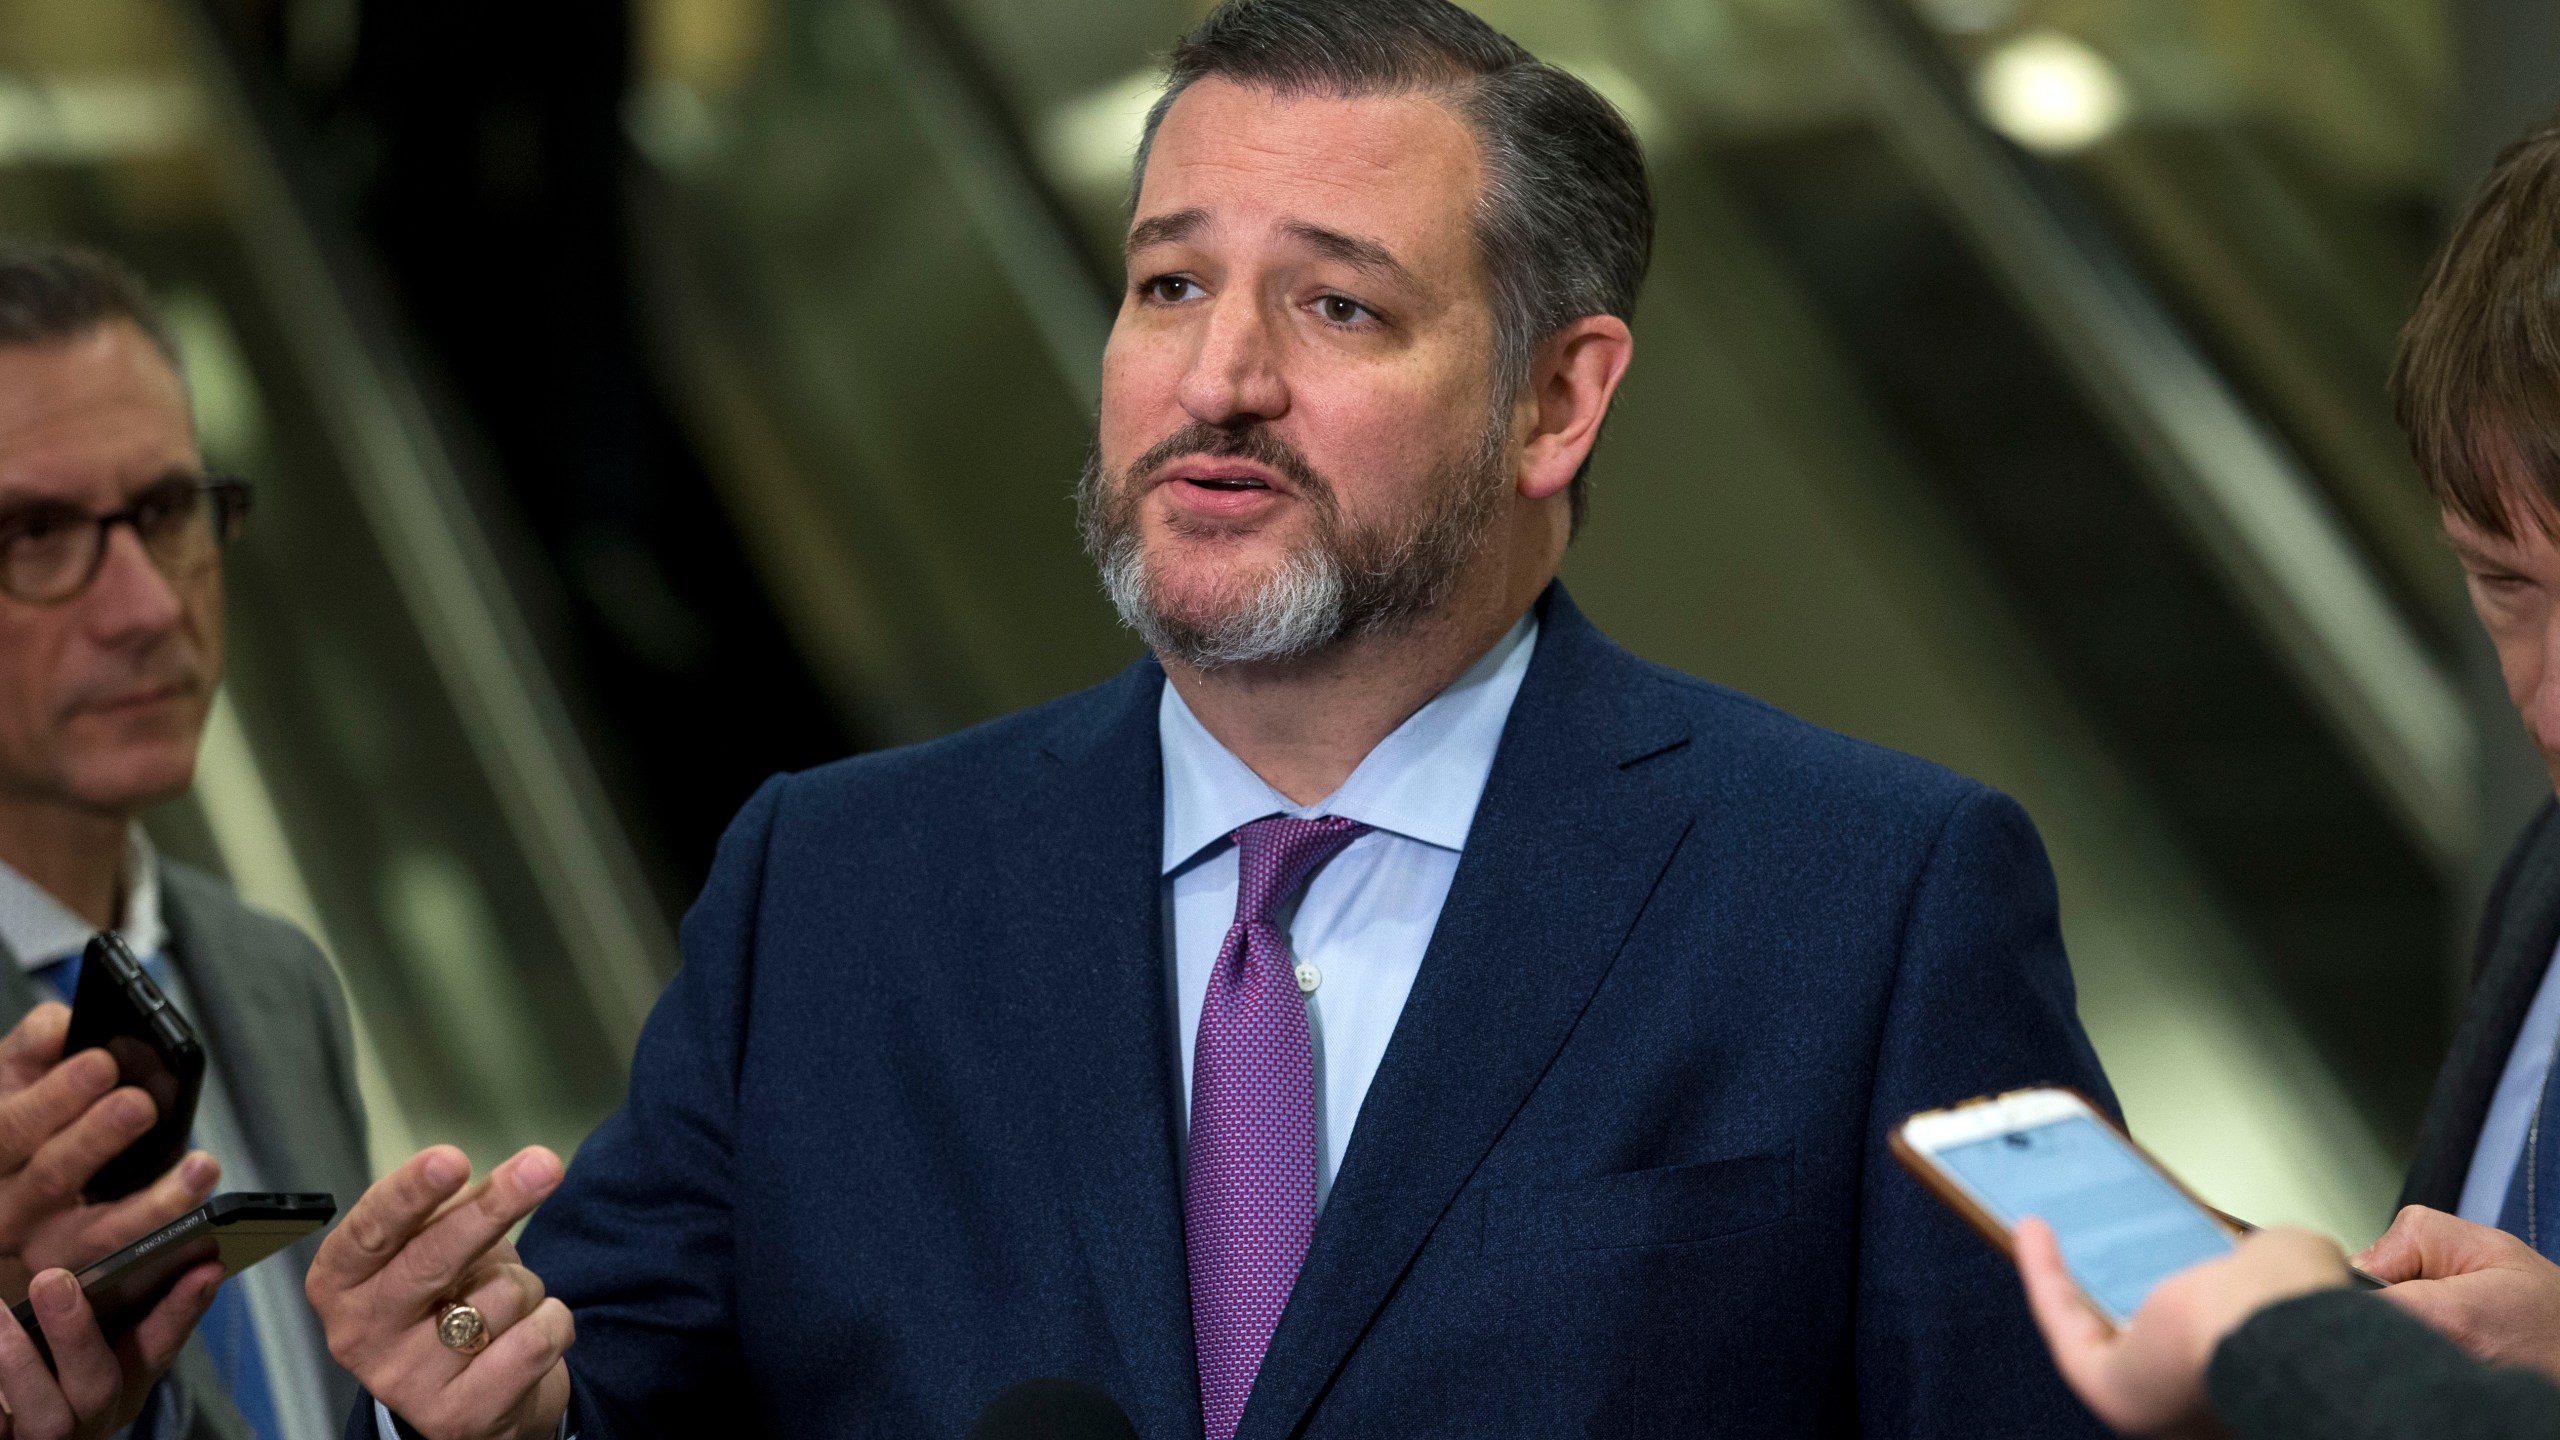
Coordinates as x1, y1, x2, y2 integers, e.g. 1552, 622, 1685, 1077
1, 0, 2550, 1244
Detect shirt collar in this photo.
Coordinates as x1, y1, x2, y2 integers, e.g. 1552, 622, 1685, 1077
1159, 610, 1539, 875
0, 825, 165, 970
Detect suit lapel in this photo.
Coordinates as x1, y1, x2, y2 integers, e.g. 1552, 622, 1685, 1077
1028, 661, 1204, 1440
1239, 588, 1694, 1440
158, 865, 298, 1186
2404, 802, 2560, 1210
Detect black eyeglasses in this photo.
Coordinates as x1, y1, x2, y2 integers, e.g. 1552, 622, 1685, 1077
0, 475, 253, 605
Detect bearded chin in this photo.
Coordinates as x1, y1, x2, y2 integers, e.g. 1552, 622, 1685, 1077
1096, 528, 1354, 671
1076, 433, 1505, 673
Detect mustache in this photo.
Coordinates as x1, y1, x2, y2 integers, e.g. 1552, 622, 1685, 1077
1128, 422, 1334, 507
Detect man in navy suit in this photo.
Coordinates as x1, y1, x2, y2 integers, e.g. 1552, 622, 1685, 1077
304, 2, 2116, 1435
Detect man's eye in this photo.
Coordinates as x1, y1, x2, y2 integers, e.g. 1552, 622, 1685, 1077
0, 506, 80, 545
1316, 295, 1376, 327
1142, 276, 1200, 304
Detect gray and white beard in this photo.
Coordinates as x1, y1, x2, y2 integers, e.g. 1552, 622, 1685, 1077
1076, 419, 1509, 671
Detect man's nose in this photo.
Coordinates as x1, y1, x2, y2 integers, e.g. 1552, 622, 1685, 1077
81, 524, 186, 642
1177, 293, 1288, 428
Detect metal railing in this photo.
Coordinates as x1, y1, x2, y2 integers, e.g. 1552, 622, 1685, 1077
178, 1, 678, 1056
1826, 0, 2481, 875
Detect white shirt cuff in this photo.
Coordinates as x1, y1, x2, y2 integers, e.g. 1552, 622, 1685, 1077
374, 1399, 574, 1440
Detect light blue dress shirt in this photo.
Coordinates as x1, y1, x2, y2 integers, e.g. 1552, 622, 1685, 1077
1161, 611, 1536, 1210
2457, 936, 2560, 1226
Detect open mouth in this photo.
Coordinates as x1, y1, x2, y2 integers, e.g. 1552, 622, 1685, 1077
1184, 475, 1270, 492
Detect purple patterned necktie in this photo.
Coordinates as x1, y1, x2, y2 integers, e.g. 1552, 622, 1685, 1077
1186, 814, 1370, 1440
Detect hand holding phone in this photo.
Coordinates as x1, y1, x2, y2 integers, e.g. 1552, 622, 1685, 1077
1895, 1087, 2243, 1324
8, 1193, 335, 1369
2014, 1213, 2349, 1434
0, 1231, 229, 1440
0, 1000, 219, 1298
2354, 1205, 2560, 1385
1895, 1087, 2381, 1327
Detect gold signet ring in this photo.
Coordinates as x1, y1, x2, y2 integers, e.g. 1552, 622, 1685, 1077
436, 1301, 490, 1355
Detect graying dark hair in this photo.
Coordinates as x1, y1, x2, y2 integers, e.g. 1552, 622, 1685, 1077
1132, 0, 1654, 533
0, 237, 183, 376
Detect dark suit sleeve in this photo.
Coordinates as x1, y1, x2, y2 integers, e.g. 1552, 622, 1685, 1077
1855, 787, 2117, 1439
2208, 1289, 2560, 1439
509, 775, 791, 1440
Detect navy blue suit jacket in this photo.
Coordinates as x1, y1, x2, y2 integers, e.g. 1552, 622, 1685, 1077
501, 585, 2114, 1438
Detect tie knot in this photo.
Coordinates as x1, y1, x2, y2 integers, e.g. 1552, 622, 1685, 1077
1231, 815, 1369, 927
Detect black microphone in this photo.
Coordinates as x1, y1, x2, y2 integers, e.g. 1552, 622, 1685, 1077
965, 1378, 1140, 1440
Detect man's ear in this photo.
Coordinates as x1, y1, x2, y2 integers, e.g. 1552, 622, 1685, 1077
1516, 315, 1635, 503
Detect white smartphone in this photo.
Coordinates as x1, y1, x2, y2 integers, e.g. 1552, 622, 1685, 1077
1894, 1087, 2238, 1326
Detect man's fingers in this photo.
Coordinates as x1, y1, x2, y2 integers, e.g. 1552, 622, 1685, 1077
2375, 1275, 2482, 1346
2363, 1206, 2520, 1284
28, 1269, 123, 1424
121, 1262, 223, 1377
312, 1146, 475, 1291
0, 1010, 68, 1094
2014, 1219, 2114, 1393
452, 1263, 547, 1344
60, 1152, 219, 1270
0, 1295, 68, 1440
4, 1090, 157, 1222
436, 1297, 573, 1425
0, 1056, 120, 1180
382, 1149, 564, 1308
2361, 1205, 2440, 1282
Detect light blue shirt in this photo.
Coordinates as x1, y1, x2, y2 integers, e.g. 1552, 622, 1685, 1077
2458, 937, 2560, 1226
1162, 612, 1536, 1210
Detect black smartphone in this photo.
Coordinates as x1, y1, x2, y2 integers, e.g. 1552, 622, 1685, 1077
8, 1192, 336, 1367
64, 933, 206, 1203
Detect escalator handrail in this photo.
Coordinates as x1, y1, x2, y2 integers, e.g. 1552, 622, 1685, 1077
846, 0, 1115, 412
176, 0, 679, 1056
1823, 0, 2480, 875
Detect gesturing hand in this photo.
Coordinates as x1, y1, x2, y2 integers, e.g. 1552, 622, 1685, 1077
0, 1004, 218, 1297
2015, 1218, 2347, 1438
306, 1146, 572, 1440
2355, 1204, 2560, 1384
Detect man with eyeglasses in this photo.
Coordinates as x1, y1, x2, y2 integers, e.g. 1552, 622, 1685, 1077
0, 238, 369, 1440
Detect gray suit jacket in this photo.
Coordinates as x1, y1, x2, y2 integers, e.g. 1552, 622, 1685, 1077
0, 861, 370, 1440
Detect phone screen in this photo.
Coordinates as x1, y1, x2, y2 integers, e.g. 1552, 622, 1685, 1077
1933, 1114, 2234, 1322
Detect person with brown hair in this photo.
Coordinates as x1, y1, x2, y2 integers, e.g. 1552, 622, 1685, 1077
1999, 111, 2560, 1439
